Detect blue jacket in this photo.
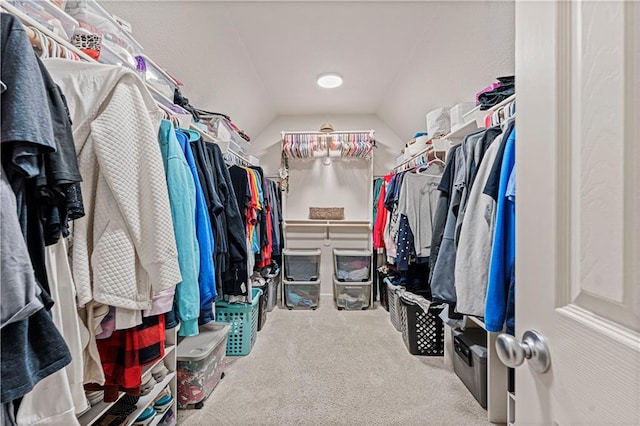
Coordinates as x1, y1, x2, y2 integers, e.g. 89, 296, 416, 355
158, 120, 200, 336
485, 127, 516, 333
175, 130, 216, 329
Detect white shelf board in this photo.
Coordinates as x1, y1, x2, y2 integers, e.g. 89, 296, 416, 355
124, 372, 176, 426
443, 119, 479, 141
468, 316, 487, 329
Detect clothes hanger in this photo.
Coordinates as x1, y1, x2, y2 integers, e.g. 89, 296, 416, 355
427, 155, 446, 167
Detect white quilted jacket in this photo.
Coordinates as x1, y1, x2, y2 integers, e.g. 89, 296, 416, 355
44, 59, 182, 311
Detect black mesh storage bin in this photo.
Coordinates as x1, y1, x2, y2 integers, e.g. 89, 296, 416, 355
256, 283, 268, 331
377, 270, 389, 311
399, 292, 445, 356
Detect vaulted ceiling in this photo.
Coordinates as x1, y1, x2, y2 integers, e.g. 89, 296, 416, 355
106, 1, 514, 146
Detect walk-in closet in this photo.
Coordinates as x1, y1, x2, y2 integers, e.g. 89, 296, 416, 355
1, 1, 638, 425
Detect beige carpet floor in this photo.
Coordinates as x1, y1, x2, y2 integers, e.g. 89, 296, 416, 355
178, 295, 489, 425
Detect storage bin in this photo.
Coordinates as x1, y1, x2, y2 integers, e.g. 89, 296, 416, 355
176, 322, 230, 408
283, 280, 320, 310
97, 42, 137, 69
255, 283, 268, 331
426, 107, 451, 138
385, 278, 404, 331
215, 288, 262, 356
377, 270, 389, 311
333, 277, 372, 310
333, 249, 372, 282
449, 102, 476, 130
266, 276, 279, 312
283, 249, 321, 282
406, 135, 430, 157
395, 152, 410, 167
399, 291, 445, 356
8, 0, 78, 40
136, 54, 178, 101
210, 116, 250, 155
65, 0, 143, 54
452, 328, 488, 408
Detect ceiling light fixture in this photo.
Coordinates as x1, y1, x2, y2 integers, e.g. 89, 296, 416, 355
317, 73, 343, 89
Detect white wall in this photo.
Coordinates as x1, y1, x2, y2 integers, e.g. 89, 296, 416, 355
249, 114, 404, 177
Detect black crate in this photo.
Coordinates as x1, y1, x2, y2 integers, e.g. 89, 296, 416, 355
256, 284, 269, 331
377, 270, 389, 311
399, 293, 444, 356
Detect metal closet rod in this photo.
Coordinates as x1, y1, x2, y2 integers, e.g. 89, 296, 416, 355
226, 149, 254, 167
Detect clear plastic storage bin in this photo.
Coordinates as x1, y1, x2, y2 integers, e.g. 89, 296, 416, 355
333, 249, 372, 282
333, 277, 372, 310
8, 0, 78, 40
176, 323, 230, 409
65, 0, 143, 54
283, 280, 320, 310
283, 249, 321, 282
449, 102, 476, 129
97, 42, 137, 69
136, 54, 178, 101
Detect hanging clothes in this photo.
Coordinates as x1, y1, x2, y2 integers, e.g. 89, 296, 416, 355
184, 131, 220, 324
227, 165, 252, 297
155, 121, 201, 336
455, 127, 503, 243
485, 127, 516, 333
396, 169, 443, 258
454, 130, 506, 317
1, 15, 82, 423
174, 130, 214, 329
44, 58, 182, 386
429, 145, 464, 304
89, 315, 166, 402
373, 174, 393, 250
0, 167, 72, 406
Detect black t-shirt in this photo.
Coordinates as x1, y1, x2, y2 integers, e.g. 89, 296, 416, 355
229, 165, 251, 229
1, 14, 57, 297
437, 144, 462, 195
1, 14, 56, 175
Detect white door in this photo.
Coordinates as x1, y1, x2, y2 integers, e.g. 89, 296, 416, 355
512, 1, 640, 424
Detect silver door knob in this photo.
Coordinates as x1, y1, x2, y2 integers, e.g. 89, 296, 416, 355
496, 330, 551, 373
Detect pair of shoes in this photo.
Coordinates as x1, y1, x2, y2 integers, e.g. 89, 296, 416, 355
151, 362, 169, 382
86, 390, 104, 406
133, 386, 174, 426
95, 399, 137, 426
140, 376, 157, 396
132, 407, 156, 426
153, 388, 174, 414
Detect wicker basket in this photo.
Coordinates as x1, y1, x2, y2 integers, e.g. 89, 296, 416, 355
309, 207, 344, 220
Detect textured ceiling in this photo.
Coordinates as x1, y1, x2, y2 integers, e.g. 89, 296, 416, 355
106, 1, 514, 143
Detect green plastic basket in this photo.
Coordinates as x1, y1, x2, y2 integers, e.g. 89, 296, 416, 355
215, 288, 262, 356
